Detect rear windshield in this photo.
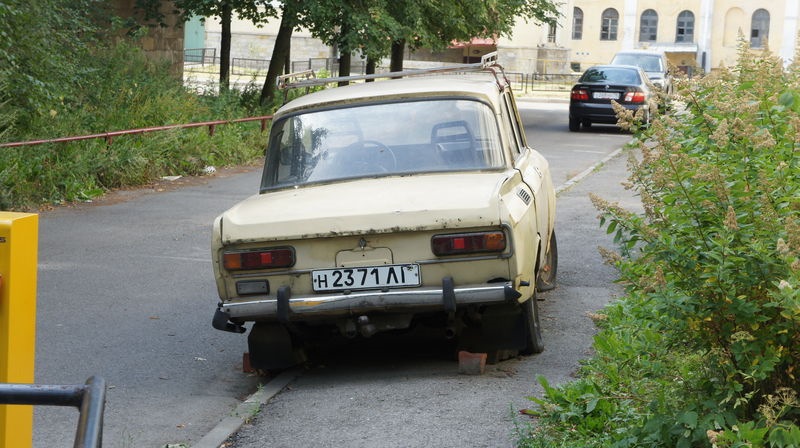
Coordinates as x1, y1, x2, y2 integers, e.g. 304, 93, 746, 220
260, 98, 505, 191
612, 54, 664, 72
580, 67, 641, 84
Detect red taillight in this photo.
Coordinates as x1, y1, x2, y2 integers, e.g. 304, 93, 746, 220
431, 231, 507, 256
571, 88, 589, 101
223, 248, 295, 270
624, 91, 646, 103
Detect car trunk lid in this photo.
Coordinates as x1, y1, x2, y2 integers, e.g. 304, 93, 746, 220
219, 172, 508, 245
574, 83, 633, 103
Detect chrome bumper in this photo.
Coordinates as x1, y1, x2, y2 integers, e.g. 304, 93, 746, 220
213, 278, 522, 332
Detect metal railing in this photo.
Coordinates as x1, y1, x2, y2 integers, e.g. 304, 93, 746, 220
0, 376, 106, 448
186, 60, 579, 93
184, 49, 592, 92
0, 116, 272, 149
231, 57, 271, 75
184, 48, 217, 66
508, 72, 581, 93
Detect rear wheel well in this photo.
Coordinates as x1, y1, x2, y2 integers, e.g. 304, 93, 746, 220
533, 234, 543, 276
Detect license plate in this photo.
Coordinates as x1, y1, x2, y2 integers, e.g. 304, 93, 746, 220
593, 91, 619, 100
311, 264, 421, 292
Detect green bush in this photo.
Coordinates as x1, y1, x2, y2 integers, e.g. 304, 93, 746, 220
0, 38, 270, 210
518, 47, 799, 447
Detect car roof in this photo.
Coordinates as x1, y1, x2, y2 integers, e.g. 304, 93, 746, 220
586, 64, 642, 72
614, 49, 666, 56
275, 75, 506, 117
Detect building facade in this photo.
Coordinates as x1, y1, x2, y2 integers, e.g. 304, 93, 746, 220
191, 1, 800, 76
561, 0, 799, 74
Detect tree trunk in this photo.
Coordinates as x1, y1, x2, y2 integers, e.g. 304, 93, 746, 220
260, 8, 296, 105
337, 21, 352, 86
390, 39, 405, 72
219, 1, 232, 92
365, 58, 376, 82
338, 51, 351, 86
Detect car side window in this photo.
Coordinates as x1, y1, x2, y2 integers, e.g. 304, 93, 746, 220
501, 91, 526, 156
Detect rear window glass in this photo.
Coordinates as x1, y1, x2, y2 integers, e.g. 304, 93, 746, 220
612, 54, 664, 72
580, 68, 641, 84
260, 99, 505, 191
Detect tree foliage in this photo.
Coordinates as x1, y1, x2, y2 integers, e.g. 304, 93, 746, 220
0, 0, 104, 134
299, 0, 559, 65
255, 0, 559, 101
165, 0, 278, 90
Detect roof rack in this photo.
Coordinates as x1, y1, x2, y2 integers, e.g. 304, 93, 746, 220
278, 51, 508, 92
276, 69, 316, 87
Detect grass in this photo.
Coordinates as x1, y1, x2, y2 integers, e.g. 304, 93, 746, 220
1, 44, 271, 211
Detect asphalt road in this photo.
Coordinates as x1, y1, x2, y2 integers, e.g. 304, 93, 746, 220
29, 99, 634, 447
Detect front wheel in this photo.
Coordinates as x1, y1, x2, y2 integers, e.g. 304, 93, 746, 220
520, 296, 544, 354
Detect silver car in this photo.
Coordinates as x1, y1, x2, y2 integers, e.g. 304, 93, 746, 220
611, 49, 673, 95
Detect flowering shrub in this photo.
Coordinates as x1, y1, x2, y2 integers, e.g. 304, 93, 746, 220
518, 47, 799, 447
591, 47, 800, 444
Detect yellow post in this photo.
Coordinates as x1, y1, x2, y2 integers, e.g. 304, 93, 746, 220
0, 212, 38, 448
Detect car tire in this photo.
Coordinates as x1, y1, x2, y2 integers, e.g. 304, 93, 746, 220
568, 115, 580, 132
520, 295, 544, 355
247, 323, 307, 372
582, 119, 592, 128
536, 230, 558, 292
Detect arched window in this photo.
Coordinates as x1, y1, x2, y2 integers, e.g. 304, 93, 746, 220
639, 9, 658, 42
572, 7, 583, 40
676, 10, 695, 42
751, 9, 770, 48
601, 8, 619, 41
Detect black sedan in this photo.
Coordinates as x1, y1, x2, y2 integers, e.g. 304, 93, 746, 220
569, 64, 654, 132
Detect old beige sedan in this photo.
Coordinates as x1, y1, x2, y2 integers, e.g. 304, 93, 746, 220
212, 63, 557, 370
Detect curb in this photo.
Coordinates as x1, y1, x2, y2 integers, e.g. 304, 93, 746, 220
191, 369, 300, 448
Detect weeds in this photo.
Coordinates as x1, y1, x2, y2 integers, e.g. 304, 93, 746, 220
0, 39, 270, 210
518, 45, 799, 446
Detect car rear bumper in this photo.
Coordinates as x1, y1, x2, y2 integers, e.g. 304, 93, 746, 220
212, 277, 522, 332
570, 102, 643, 123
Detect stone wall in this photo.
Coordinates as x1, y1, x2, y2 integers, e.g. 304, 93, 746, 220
113, 0, 185, 75
497, 45, 570, 74
206, 32, 334, 65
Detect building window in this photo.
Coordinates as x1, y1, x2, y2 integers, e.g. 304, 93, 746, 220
601, 8, 619, 41
676, 10, 694, 43
547, 20, 557, 43
751, 9, 770, 48
572, 7, 583, 40
639, 9, 658, 42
